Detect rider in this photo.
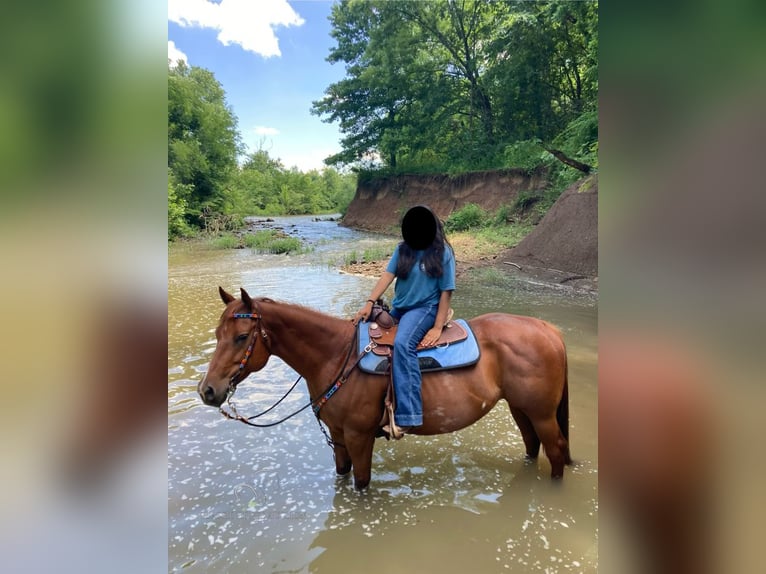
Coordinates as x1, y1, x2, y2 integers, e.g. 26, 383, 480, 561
354, 205, 456, 438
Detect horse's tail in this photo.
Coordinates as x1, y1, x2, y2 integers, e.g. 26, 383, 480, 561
543, 319, 570, 443
557, 351, 572, 464
557, 364, 569, 441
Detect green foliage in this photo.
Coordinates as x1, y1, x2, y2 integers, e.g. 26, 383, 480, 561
168, 175, 193, 239
503, 140, 552, 173
492, 204, 512, 225
210, 233, 239, 249
512, 190, 542, 213
314, 0, 598, 178
467, 267, 516, 288
552, 110, 599, 171
344, 244, 393, 266
473, 223, 534, 249
167, 63, 358, 240
204, 230, 305, 254
445, 203, 487, 232
229, 149, 357, 216
259, 236, 302, 255
242, 230, 304, 254
168, 62, 241, 226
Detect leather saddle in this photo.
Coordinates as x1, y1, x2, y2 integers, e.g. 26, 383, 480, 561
368, 315, 467, 356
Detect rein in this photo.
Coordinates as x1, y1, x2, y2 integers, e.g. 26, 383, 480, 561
218, 306, 377, 442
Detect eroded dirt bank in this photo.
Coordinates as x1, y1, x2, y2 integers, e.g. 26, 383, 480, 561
342, 168, 548, 234
341, 171, 597, 291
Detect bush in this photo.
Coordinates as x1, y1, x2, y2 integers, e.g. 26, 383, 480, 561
210, 233, 239, 249
267, 237, 302, 254
512, 190, 541, 213
242, 230, 303, 254
492, 204, 512, 225
445, 203, 487, 232
503, 139, 551, 173
168, 177, 194, 240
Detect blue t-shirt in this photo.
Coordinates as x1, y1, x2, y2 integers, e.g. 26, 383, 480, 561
385, 245, 456, 311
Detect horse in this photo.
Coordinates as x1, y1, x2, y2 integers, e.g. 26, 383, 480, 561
198, 287, 571, 490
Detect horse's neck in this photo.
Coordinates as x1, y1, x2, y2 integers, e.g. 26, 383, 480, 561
260, 300, 353, 394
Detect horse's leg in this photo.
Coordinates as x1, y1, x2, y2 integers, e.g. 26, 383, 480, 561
330, 429, 352, 476
510, 407, 541, 459
530, 415, 568, 479
345, 430, 375, 490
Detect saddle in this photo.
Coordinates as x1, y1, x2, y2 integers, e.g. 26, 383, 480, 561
368, 313, 468, 356
361, 306, 480, 440
358, 313, 480, 375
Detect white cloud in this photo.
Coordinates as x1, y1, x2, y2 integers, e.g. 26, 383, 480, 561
279, 148, 339, 172
167, 40, 188, 66
168, 0, 304, 58
254, 126, 280, 136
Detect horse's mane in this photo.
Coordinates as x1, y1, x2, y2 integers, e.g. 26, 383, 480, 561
253, 296, 348, 326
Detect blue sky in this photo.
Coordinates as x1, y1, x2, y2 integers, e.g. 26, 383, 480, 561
168, 1, 346, 172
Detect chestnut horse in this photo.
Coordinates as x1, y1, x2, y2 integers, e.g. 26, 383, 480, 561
199, 287, 571, 489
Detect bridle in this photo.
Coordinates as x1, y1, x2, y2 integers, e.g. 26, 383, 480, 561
216, 302, 377, 446
227, 306, 270, 389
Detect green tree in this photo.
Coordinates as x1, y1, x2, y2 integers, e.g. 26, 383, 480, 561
168, 62, 241, 225
313, 0, 598, 176
168, 174, 192, 239
230, 148, 356, 216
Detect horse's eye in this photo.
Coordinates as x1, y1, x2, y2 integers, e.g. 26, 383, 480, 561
235, 333, 249, 343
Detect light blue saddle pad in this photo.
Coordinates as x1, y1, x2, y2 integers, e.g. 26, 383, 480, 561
357, 319, 481, 375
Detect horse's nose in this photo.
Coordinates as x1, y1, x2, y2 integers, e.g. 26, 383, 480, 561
200, 384, 217, 405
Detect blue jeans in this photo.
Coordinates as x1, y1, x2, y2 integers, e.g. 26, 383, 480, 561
390, 305, 437, 427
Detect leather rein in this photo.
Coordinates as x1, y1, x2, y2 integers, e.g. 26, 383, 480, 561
218, 303, 376, 438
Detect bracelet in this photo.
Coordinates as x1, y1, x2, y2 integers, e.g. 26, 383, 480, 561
367, 299, 375, 305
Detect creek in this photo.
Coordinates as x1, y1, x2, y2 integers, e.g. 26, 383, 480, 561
168, 215, 598, 573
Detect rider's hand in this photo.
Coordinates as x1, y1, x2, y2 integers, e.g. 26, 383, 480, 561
352, 301, 373, 325
419, 326, 443, 348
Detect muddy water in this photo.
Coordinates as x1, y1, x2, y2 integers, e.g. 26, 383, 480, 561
168, 215, 598, 573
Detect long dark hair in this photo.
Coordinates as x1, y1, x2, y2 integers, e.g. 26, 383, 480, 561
395, 218, 452, 279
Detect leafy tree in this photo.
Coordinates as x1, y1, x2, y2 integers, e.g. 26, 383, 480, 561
168, 174, 192, 239
229, 149, 356, 216
313, 0, 598, 178
168, 62, 241, 224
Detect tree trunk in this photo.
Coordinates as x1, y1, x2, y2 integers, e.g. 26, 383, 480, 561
544, 146, 592, 173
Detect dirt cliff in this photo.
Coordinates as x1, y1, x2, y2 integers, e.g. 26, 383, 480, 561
502, 175, 598, 277
342, 170, 597, 282
342, 168, 548, 234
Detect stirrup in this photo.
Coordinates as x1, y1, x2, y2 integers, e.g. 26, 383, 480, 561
382, 423, 406, 440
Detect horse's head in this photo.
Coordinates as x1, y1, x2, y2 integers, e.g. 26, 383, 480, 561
198, 287, 271, 407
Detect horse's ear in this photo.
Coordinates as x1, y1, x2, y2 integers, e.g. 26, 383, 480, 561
240, 287, 253, 311
219, 286, 235, 305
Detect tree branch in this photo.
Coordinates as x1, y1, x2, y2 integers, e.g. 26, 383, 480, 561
543, 146, 592, 173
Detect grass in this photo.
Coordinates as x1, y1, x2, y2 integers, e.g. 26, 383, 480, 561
343, 244, 396, 266
466, 266, 515, 287
443, 203, 535, 261
210, 233, 239, 250
242, 230, 304, 254
450, 222, 533, 261
190, 229, 306, 254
